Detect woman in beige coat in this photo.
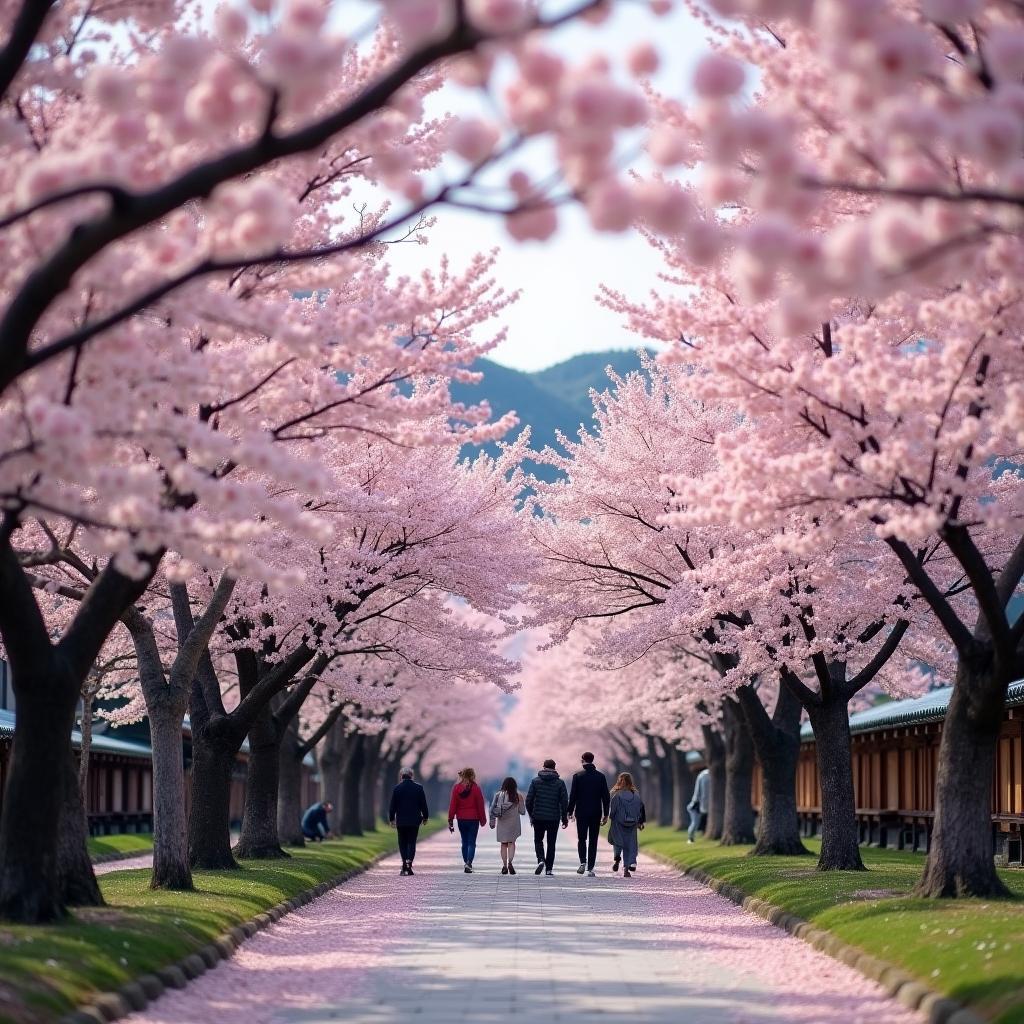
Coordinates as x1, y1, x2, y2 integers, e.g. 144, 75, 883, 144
489, 776, 526, 874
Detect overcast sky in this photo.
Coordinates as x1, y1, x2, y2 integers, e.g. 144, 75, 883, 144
369, 2, 709, 372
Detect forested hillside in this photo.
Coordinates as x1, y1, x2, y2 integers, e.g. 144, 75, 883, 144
453, 349, 654, 478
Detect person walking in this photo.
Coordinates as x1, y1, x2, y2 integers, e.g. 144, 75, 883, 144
567, 751, 610, 877
687, 766, 710, 843
388, 767, 429, 876
448, 767, 487, 873
525, 758, 568, 876
489, 776, 526, 874
608, 772, 646, 878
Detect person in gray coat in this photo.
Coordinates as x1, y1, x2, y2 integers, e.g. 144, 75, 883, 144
688, 767, 710, 843
525, 759, 568, 876
607, 772, 646, 878
489, 776, 526, 874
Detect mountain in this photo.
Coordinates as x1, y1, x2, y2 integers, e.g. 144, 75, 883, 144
450, 348, 654, 480
532, 349, 653, 422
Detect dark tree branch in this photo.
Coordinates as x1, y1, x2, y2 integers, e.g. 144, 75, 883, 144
779, 665, 821, 708
59, 556, 159, 678
0, 526, 52, 673
297, 702, 346, 758
941, 525, 1010, 655
885, 536, 974, 653
995, 531, 1024, 609
0, 0, 57, 102
274, 652, 333, 733
0, 0, 600, 395
846, 618, 910, 694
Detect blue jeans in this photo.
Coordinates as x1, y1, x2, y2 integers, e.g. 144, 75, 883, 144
687, 807, 706, 841
457, 819, 480, 864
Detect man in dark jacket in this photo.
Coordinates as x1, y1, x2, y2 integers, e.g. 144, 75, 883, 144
301, 801, 333, 842
567, 751, 610, 876
389, 766, 429, 876
525, 758, 568, 876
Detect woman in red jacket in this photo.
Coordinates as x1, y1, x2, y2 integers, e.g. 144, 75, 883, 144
448, 767, 487, 873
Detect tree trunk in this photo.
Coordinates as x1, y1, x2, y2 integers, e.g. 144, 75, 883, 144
916, 657, 1010, 897
57, 748, 103, 907
806, 697, 865, 871
670, 747, 694, 830
720, 700, 756, 845
188, 724, 238, 870
359, 736, 382, 833
278, 721, 307, 848
0, 659, 94, 922
655, 742, 674, 826
340, 733, 365, 836
738, 685, 809, 856
752, 742, 807, 856
149, 703, 193, 890
423, 768, 443, 817
78, 690, 94, 836
318, 720, 347, 813
235, 702, 288, 859
378, 756, 398, 823
702, 723, 726, 841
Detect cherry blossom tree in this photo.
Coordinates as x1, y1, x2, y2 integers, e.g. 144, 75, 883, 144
608, 0, 1024, 895
506, 629, 705, 827
525, 362, 801, 848
0, 0, 674, 922
182, 432, 533, 866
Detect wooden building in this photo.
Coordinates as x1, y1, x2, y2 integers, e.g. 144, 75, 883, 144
789, 682, 1024, 864
0, 708, 319, 836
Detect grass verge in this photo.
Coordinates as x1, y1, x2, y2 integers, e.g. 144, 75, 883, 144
87, 834, 154, 860
1, 824, 437, 1024
644, 827, 1024, 1024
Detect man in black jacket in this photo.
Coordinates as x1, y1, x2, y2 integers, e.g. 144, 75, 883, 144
567, 751, 611, 876
525, 758, 568, 876
388, 767, 429, 876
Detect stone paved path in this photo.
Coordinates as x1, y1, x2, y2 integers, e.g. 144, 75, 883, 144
126, 830, 924, 1024
94, 853, 154, 875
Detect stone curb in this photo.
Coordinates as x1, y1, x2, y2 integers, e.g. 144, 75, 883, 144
645, 851, 987, 1024
58, 849, 393, 1024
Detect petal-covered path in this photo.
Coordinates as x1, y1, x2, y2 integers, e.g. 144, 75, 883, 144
126, 832, 923, 1024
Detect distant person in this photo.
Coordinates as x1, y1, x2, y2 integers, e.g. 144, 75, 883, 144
448, 767, 487, 873
489, 776, 526, 874
688, 767, 710, 843
608, 772, 645, 877
525, 758, 569, 876
301, 800, 333, 843
567, 751, 610, 877
388, 766, 429, 876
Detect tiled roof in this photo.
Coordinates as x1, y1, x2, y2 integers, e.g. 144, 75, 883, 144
799, 679, 1024, 740
0, 710, 317, 768
0, 709, 152, 758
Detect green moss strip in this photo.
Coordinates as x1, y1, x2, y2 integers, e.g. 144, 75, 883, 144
1, 825, 437, 1024
643, 827, 1024, 1024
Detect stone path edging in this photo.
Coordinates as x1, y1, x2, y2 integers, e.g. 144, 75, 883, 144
645, 850, 985, 1024
57, 850, 394, 1024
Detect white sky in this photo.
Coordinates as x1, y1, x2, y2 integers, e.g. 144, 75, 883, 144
371, 2, 710, 372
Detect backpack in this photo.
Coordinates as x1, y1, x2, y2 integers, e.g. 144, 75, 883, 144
619, 796, 639, 828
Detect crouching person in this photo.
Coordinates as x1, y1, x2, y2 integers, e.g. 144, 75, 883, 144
301, 800, 334, 843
